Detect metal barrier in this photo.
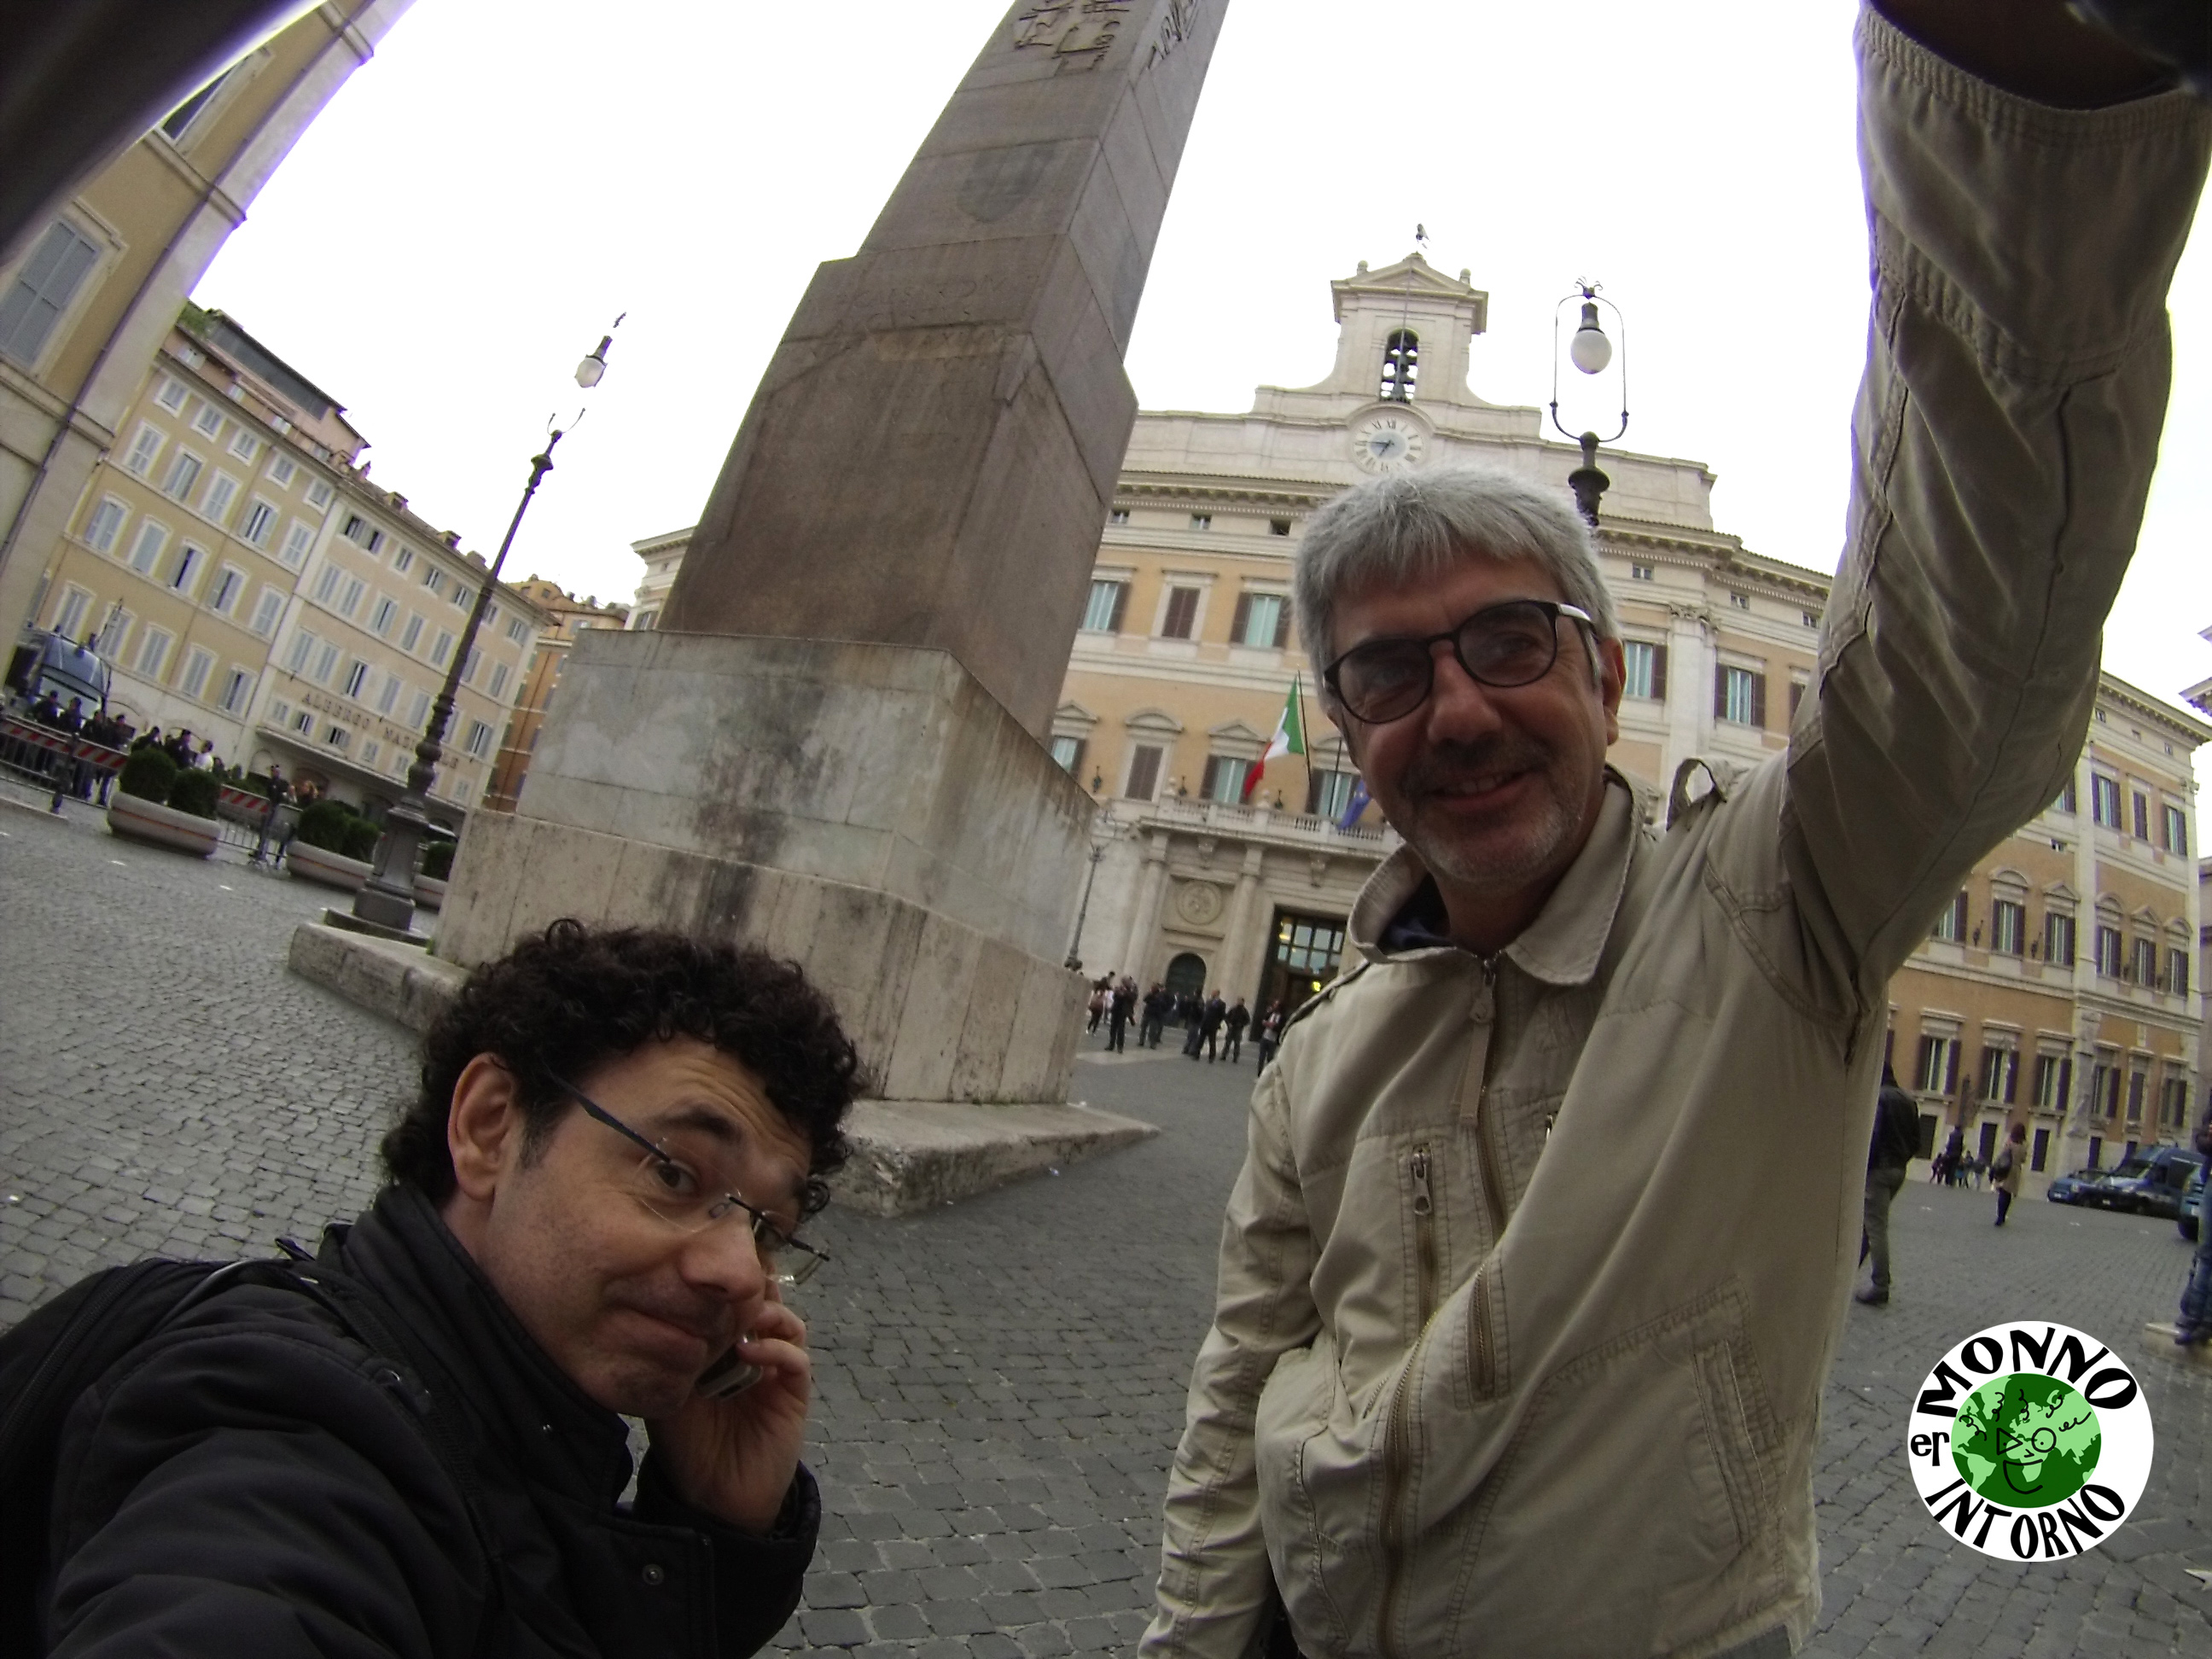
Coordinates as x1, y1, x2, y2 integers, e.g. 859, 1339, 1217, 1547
0, 714, 127, 797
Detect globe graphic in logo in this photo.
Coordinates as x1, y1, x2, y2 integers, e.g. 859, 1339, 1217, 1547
1950, 1374, 2101, 1509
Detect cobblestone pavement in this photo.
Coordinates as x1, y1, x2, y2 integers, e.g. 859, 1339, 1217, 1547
3, 791, 2209, 1656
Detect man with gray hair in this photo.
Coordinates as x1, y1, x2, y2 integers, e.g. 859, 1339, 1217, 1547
1143, 4, 2209, 1657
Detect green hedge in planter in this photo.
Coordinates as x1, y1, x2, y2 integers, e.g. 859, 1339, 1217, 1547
295, 800, 383, 862
421, 839, 456, 881
117, 748, 178, 802
165, 767, 220, 819
342, 816, 381, 861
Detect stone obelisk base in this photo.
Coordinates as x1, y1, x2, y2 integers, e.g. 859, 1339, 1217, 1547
299, 626, 1150, 1210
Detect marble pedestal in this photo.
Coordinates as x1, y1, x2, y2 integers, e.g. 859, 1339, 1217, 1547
436, 627, 1095, 1111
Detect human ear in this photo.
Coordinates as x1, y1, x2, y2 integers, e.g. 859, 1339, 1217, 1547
1597, 636, 1626, 746
446, 1054, 527, 1202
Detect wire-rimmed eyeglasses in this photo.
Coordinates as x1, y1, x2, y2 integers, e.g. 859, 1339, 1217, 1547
552, 1074, 830, 1287
1322, 598, 1597, 725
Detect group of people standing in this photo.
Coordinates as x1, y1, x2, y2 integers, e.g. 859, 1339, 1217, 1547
1083, 975, 1289, 1068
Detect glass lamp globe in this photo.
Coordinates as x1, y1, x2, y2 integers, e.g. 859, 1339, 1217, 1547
574, 352, 606, 388
1569, 301, 1612, 375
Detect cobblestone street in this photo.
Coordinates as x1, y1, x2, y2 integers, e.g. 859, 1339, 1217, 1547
3, 789, 2209, 1656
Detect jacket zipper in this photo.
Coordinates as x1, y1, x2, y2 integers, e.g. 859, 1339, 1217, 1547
1473, 954, 1509, 1233
1469, 1269, 1497, 1398
1409, 1144, 1437, 1324
1378, 1143, 1441, 1659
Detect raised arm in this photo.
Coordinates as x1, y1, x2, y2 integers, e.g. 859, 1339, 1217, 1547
1143, 1068, 1322, 1659
1784, 2, 2212, 993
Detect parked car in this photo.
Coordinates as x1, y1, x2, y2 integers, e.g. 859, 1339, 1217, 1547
2046, 1167, 2110, 1206
2073, 1145, 2198, 1220
2182, 1167, 2204, 1243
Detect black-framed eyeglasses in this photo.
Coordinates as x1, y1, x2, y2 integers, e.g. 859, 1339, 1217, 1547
1322, 597, 1597, 725
553, 1074, 830, 1287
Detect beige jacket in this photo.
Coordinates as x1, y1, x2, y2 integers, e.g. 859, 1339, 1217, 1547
1143, 13, 2212, 1659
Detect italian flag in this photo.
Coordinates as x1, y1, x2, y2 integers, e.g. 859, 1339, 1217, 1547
1243, 675, 1307, 803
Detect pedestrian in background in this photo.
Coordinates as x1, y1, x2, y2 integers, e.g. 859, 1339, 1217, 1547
1992, 1123, 2026, 1225
1222, 998, 1249, 1064
1141, 983, 1169, 1050
1199, 991, 1226, 1063
1107, 979, 1133, 1053
2174, 1103, 2212, 1348
1856, 1065, 1922, 1307
1181, 993, 1206, 1060
1254, 1000, 1284, 1071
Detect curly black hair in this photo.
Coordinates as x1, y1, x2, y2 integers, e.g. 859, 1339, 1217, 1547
381, 920, 860, 1214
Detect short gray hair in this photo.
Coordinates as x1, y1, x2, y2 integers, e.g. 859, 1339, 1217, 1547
1293, 466, 1617, 679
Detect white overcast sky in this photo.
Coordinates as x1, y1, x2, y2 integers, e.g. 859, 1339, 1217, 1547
196, 0, 2209, 712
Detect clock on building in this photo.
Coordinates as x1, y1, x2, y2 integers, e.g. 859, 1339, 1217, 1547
1349, 411, 1427, 473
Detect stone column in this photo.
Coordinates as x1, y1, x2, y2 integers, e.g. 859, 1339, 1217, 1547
1118, 827, 1170, 978
1216, 842, 1267, 1003
437, 2, 1231, 1127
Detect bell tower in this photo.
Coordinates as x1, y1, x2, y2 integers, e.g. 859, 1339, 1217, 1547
1309, 253, 1490, 408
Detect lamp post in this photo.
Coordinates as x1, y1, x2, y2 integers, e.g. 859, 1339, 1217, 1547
341, 321, 620, 940
1064, 811, 1122, 971
1548, 282, 1628, 527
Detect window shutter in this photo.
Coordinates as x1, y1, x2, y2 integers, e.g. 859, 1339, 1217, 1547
1713, 668, 1726, 719
1944, 1041, 1959, 1095
1109, 582, 1128, 632
1200, 756, 1224, 800
1751, 672, 1767, 729
1650, 643, 1667, 701
1125, 745, 1161, 800
1305, 770, 1322, 816
1272, 604, 1290, 649
1072, 738, 1086, 777
1788, 681, 1804, 722
1231, 593, 1252, 646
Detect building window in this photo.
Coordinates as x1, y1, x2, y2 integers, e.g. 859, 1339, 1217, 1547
190, 401, 222, 439
2095, 924, 2123, 977
451, 585, 474, 612
2131, 937, 2156, 985
338, 576, 365, 619
270, 456, 297, 488
342, 661, 370, 699
1931, 890, 1967, 942
1379, 328, 1418, 401
1108, 508, 1130, 526
1160, 586, 1201, 640
393, 545, 415, 573
1979, 1046, 2017, 1103
207, 565, 245, 615
2163, 1076, 2190, 1128
506, 614, 530, 643
285, 630, 316, 673
137, 627, 173, 680
1123, 744, 1163, 800
311, 640, 340, 684
408, 690, 431, 726
2034, 1054, 2070, 1112
2052, 777, 2076, 814
227, 428, 258, 463
1082, 579, 1128, 633
1231, 592, 1288, 649
2168, 948, 2189, 998
1200, 755, 1250, 803
1269, 518, 1291, 537
430, 630, 455, 667
2125, 1069, 2146, 1125
1629, 563, 1654, 581
1188, 512, 1212, 531
249, 588, 282, 637
421, 567, 445, 595
1049, 735, 1085, 772
1915, 1033, 1960, 1094
154, 376, 189, 414
2090, 773, 2120, 827
1729, 591, 1751, 611
50, 585, 94, 641
218, 667, 253, 713
2044, 911, 2075, 964
487, 661, 510, 701
2163, 802, 2187, 853
1802, 610, 1821, 628
464, 719, 494, 760
160, 68, 233, 141
1621, 640, 1668, 701
306, 479, 334, 509
126, 521, 167, 575
1715, 664, 1766, 726
169, 544, 205, 596
1990, 899, 2025, 956
123, 423, 165, 478
96, 607, 131, 655
370, 596, 398, 636
241, 498, 276, 546
2131, 790, 2149, 841
0, 218, 102, 367
461, 647, 480, 685
1307, 768, 1358, 821
312, 563, 341, 604
280, 521, 314, 568
84, 497, 126, 554
178, 647, 214, 701
324, 723, 350, 751
400, 614, 423, 652
160, 450, 203, 502
362, 739, 381, 767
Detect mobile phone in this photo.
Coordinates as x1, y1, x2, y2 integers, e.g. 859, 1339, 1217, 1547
696, 1346, 764, 1400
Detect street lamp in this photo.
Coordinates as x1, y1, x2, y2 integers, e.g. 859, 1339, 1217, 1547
339, 318, 622, 940
1548, 282, 1628, 527
1064, 811, 1122, 971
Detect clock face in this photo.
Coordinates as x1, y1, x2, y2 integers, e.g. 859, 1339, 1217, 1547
1350, 412, 1426, 474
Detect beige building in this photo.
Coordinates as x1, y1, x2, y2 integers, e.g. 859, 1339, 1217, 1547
32, 305, 550, 823
1, 2, 415, 647
483, 577, 628, 812
625, 527, 689, 633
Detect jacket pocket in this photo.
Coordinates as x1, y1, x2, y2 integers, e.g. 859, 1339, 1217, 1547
1255, 1339, 1365, 1656
1435, 1289, 1778, 1656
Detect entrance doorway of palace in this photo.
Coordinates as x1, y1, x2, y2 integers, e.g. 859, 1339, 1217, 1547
1260, 909, 1348, 1021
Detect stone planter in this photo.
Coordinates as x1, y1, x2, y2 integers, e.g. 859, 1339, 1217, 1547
107, 791, 218, 858
415, 874, 449, 910
287, 840, 373, 891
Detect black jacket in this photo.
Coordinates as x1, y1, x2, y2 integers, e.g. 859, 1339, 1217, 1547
1868, 1084, 1924, 1172
44, 1185, 816, 1658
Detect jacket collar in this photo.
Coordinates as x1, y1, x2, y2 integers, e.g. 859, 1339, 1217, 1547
1351, 768, 1649, 987
329, 1183, 637, 1506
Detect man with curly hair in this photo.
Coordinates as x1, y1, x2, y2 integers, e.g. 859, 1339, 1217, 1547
29, 920, 862, 1659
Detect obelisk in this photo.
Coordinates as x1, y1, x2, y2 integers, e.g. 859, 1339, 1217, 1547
434, 1, 1229, 1179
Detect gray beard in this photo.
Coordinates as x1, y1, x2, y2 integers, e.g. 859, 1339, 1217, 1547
1395, 737, 1582, 901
